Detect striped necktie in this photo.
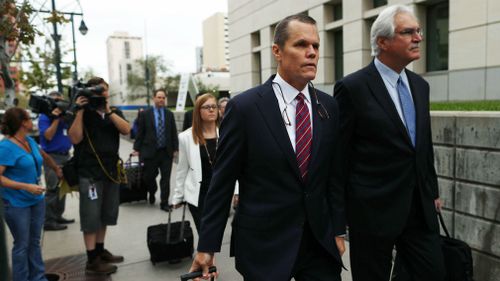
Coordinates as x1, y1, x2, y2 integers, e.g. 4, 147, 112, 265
295, 93, 312, 181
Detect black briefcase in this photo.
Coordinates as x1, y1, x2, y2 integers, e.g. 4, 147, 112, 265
438, 212, 474, 281
147, 203, 194, 265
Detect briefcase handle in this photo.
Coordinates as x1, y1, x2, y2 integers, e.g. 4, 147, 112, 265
437, 212, 451, 238
180, 266, 217, 281
166, 202, 187, 243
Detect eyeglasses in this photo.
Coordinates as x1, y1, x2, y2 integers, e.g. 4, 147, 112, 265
201, 105, 218, 110
396, 28, 423, 37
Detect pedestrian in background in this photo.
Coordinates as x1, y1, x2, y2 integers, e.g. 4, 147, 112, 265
0, 107, 62, 281
132, 89, 178, 210
68, 77, 130, 275
172, 93, 218, 232
39, 91, 74, 231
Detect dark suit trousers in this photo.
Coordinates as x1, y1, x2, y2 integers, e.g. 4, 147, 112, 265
141, 148, 173, 204
244, 224, 342, 281
349, 189, 445, 281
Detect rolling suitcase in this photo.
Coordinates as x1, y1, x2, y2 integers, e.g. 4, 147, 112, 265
120, 154, 147, 204
180, 266, 217, 281
147, 203, 194, 265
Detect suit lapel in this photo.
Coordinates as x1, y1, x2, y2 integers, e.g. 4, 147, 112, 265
366, 62, 414, 148
307, 87, 322, 186
255, 77, 302, 181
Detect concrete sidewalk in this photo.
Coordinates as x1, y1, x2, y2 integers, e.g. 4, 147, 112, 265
5, 138, 353, 280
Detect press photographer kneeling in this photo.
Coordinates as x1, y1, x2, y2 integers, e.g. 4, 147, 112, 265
67, 77, 130, 275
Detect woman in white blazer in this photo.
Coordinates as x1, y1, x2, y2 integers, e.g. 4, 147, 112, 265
172, 93, 219, 232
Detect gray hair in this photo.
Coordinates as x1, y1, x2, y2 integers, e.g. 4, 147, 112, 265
217, 97, 229, 106
370, 5, 414, 56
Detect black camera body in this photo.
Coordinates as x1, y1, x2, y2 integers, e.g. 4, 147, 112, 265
29, 95, 70, 117
73, 81, 107, 111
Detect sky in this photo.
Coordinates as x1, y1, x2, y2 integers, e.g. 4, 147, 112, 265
30, 0, 228, 81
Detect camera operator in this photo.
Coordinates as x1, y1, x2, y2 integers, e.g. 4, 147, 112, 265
40, 91, 74, 232
68, 77, 130, 275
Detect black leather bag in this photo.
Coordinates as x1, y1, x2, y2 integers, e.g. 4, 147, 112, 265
62, 157, 79, 187
439, 212, 474, 281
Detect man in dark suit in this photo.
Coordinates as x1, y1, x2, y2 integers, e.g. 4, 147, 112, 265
182, 93, 203, 131
133, 89, 178, 210
333, 5, 445, 281
189, 14, 345, 281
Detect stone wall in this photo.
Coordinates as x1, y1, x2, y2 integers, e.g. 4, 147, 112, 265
126, 109, 500, 280
432, 111, 500, 281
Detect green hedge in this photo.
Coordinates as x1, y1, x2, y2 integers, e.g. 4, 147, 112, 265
430, 100, 500, 111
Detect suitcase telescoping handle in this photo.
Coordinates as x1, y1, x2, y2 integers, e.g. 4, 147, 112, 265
180, 266, 217, 281
166, 202, 188, 243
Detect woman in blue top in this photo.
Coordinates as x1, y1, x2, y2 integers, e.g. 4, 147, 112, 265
0, 107, 62, 281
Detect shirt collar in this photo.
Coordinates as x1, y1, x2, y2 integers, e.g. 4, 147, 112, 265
374, 57, 410, 88
273, 73, 311, 104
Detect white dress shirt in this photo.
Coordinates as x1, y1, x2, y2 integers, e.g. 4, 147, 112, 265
374, 57, 414, 127
272, 73, 313, 152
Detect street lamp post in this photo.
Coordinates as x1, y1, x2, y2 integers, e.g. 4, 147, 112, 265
40, 8, 87, 90
70, 14, 87, 83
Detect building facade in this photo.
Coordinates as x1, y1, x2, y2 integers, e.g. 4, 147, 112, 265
228, 0, 500, 101
106, 32, 143, 105
202, 12, 230, 72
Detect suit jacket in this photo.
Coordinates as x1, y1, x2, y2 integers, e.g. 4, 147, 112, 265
182, 110, 193, 131
334, 61, 440, 237
197, 76, 345, 280
133, 107, 179, 159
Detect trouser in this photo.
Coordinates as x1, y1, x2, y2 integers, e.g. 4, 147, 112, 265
43, 153, 69, 224
4, 199, 47, 281
349, 190, 445, 281
242, 224, 342, 281
142, 148, 173, 204
0, 198, 10, 281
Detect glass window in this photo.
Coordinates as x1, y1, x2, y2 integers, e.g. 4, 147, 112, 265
373, 0, 387, 8
334, 29, 344, 81
124, 41, 131, 59
426, 1, 449, 71
333, 4, 343, 21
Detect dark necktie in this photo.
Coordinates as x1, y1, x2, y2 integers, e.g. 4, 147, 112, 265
397, 77, 416, 147
157, 108, 166, 148
295, 93, 312, 181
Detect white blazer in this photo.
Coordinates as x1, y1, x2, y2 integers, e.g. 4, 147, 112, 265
173, 128, 238, 206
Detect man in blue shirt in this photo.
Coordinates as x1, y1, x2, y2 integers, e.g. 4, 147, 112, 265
39, 91, 74, 231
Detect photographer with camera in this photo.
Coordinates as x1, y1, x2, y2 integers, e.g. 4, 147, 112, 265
39, 91, 74, 232
68, 77, 130, 275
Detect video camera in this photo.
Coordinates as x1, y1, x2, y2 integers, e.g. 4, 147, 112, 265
28, 94, 70, 117
72, 81, 107, 111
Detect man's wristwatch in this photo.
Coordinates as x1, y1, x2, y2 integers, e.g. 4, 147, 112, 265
105, 111, 115, 117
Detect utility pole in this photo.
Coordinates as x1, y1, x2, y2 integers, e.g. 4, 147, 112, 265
50, 0, 64, 93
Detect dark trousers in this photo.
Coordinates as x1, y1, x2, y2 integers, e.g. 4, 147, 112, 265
44, 153, 69, 224
142, 148, 173, 205
244, 224, 342, 281
349, 190, 445, 281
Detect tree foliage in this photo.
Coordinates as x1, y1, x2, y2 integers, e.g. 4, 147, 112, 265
126, 55, 171, 101
19, 39, 72, 93
0, 0, 39, 108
